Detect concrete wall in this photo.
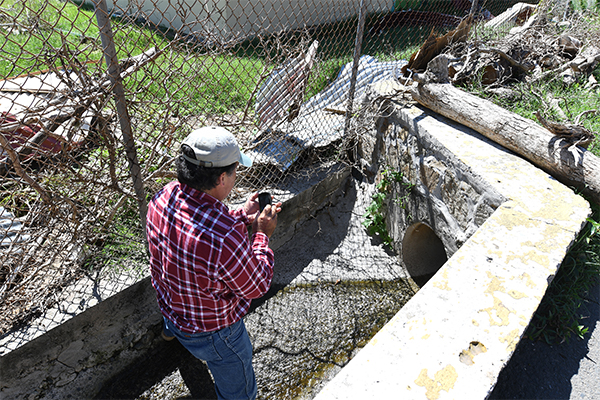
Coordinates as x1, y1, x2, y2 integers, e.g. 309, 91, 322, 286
0, 277, 163, 400
315, 80, 591, 399
355, 90, 507, 278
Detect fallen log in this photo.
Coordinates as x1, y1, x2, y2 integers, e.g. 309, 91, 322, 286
410, 55, 600, 205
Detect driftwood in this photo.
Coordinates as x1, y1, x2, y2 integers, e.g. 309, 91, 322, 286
401, 15, 473, 76
534, 45, 600, 84
534, 111, 595, 149
484, 2, 536, 30
411, 55, 600, 205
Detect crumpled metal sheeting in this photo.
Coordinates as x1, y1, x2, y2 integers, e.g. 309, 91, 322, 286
0, 71, 83, 94
248, 56, 405, 173
255, 40, 319, 130
0, 91, 51, 116
248, 134, 305, 171
301, 55, 407, 114
0, 207, 30, 254
248, 110, 345, 172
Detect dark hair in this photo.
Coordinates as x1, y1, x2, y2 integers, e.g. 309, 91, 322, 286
176, 144, 237, 191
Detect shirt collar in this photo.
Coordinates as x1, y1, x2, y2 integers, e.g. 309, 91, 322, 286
178, 182, 229, 212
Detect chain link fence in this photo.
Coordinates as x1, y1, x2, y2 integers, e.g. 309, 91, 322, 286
0, 0, 533, 341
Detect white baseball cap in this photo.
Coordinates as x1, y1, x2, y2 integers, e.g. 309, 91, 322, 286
181, 126, 252, 168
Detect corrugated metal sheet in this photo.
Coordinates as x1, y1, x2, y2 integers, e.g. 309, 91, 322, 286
249, 55, 406, 172
0, 207, 29, 253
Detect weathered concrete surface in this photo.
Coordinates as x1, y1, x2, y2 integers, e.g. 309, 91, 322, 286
0, 267, 146, 356
0, 278, 164, 400
314, 80, 591, 400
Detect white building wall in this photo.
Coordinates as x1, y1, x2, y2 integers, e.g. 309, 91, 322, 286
88, 0, 393, 40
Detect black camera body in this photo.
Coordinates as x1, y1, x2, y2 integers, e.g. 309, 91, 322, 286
258, 192, 272, 212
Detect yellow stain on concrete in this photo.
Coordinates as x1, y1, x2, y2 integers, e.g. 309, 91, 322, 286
492, 207, 537, 231
520, 272, 536, 288
485, 272, 506, 293
506, 249, 550, 268
527, 187, 587, 223
499, 329, 521, 353
422, 334, 431, 340
508, 290, 527, 299
481, 272, 512, 326
433, 269, 451, 291
482, 296, 512, 326
414, 365, 458, 400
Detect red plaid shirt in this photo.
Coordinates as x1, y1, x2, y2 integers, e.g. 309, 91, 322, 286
146, 181, 274, 333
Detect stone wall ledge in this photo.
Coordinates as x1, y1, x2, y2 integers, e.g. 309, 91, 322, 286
314, 80, 591, 399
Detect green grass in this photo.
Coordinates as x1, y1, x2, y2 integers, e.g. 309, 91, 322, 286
0, 0, 432, 118
0, 0, 102, 78
526, 204, 600, 343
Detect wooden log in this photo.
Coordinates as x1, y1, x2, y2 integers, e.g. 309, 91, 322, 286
484, 2, 536, 30
410, 74, 600, 205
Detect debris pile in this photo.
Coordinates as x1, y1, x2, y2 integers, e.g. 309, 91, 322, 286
405, 3, 600, 97
404, 3, 600, 204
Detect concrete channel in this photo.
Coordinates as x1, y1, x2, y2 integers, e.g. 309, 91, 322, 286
0, 79, 591, 399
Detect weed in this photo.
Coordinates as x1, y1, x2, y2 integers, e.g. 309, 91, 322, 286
363, 168, 413, 246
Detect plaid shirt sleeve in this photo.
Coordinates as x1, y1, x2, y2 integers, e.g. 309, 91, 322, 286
218, 220, 274, 299
229, 206, 251, 225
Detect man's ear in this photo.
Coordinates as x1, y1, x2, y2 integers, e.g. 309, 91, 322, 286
219, 172, 227, 186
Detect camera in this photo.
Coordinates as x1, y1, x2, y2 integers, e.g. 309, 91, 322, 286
258, 192, 272, 212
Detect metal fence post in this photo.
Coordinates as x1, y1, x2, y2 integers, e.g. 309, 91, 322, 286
343, 0, 368, 137
92, 0, 148, 238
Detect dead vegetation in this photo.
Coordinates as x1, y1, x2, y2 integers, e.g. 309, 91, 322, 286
401, 2, 600, 203
405, 2, 600, 93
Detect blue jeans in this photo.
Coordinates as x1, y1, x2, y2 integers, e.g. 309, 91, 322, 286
164, 317, 257, 400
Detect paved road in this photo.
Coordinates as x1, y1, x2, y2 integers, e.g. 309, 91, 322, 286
490, 280, 600, 400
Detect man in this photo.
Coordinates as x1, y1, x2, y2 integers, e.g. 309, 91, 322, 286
146, 126, 281, 400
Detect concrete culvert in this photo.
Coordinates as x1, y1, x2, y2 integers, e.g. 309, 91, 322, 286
401, 222, 448, 287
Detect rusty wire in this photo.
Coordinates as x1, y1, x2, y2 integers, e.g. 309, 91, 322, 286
0, 0, 527, 337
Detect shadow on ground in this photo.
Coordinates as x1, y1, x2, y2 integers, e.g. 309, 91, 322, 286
95, 338, 217, 399
489, 281, 600, 400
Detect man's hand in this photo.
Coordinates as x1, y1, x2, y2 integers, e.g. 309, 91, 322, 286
253, 202, 282, 238
243, 192, 260, 223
